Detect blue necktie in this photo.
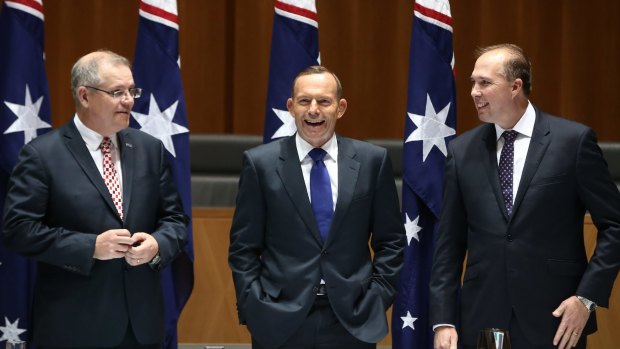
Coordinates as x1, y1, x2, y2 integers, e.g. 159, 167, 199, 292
309, 148, 333, 242
499, 130, 518, 215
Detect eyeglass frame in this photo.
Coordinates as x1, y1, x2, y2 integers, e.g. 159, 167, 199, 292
84, 85, 142, 99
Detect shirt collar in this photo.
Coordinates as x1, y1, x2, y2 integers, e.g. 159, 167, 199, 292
296, 133, 338, 162
495, 101, 536, 141
73, 114, 119, 151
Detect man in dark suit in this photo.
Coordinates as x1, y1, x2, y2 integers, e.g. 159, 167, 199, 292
2, 50, 188, 348
228, 66, 406, 349
430, 44, 620, 349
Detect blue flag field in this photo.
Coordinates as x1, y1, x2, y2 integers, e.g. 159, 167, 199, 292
131, 1, 194, 348
263, 0, 320, 143
0, 0, 51, 344
392, 1, 456, 348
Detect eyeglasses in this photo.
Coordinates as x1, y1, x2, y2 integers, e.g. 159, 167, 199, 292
84, 85, 142, 99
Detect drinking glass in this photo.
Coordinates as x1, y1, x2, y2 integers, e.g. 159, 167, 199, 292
5, 341, 26, 349
477, 328, 511, 349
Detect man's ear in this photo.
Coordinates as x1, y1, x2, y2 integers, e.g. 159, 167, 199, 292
337, 98, 347, 119
77, 86, 89, 107
512, 78, 523, 97
286, 98, 293, 112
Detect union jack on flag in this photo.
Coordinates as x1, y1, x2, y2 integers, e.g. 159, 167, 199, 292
392, 1, 456, 348
263, 0, 320, 143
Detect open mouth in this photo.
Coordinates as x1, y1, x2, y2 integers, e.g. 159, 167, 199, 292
305, 120, 325, 127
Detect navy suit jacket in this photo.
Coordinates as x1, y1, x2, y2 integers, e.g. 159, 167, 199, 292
228, 135, 405, 348
430, 107, 620, 346
2, 120, 188, 347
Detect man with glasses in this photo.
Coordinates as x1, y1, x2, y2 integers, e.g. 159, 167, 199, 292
2, 50, 188, 348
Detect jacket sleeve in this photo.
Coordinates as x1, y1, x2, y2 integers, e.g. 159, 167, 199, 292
575, 128, 620, 307
228, 151, 266, 323
429, 143, 468, 325
2, 143, 97, 275
368, 148, 407, 307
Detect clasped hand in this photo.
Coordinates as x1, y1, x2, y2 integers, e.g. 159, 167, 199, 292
94, 229, 159, 266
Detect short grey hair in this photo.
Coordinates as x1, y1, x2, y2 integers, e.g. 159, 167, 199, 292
70, 50, 131, 104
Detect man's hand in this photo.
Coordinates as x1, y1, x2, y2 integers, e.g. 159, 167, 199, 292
434, 326, 458, 349
552, 296, 590, 349
94, 229, 132, 260
124, 232, 159, 266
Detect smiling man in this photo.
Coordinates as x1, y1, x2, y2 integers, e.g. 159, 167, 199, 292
2, 50, 188, 348
430, 44, 620, 349
229, 66, 406, 349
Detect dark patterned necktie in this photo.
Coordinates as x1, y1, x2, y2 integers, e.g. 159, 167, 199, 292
308, 148, 333, 242
100, 137, 123, 219
499, 130, 518, 216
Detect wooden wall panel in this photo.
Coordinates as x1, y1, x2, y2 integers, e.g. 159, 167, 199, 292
3, 0, 618, 140
179, 210, 619, 348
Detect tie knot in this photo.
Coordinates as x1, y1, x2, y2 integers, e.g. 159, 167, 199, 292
502, 130, 518, 143
100, 137, 113, 154
308, 148, 327, 162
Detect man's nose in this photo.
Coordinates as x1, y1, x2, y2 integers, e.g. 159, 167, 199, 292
471, 85, 481, 97
308, 100, 319, 114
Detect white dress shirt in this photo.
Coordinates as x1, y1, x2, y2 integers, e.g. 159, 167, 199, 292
73, 114, 123, 191
296, 133, 339, 211
494, 101, 536, 202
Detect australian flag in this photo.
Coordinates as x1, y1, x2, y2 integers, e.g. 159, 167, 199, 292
130, 1, 193, 348
392, 1, 456, 348
0, 0, 51, 345
263, 0, 319, 143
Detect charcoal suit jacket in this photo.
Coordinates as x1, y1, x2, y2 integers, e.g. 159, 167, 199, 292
430, 107, 620, 346
228, 134, 405, 348
2, 120, 188, 347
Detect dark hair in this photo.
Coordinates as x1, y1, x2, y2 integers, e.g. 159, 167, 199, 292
291, 65, 343, 99
476, 44, 532, 96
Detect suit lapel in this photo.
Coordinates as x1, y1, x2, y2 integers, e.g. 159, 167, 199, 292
325, 136, 360, 246
512, 110, 550, 217
62, 121, 121, 220
276, 136, 324, 244
481, 124, 509, 220
118, 129, 134, 221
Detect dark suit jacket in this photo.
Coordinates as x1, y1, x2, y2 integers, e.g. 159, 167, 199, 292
2, 120, 188, 347
430, 107, 620, 346
228, 135, 405, 348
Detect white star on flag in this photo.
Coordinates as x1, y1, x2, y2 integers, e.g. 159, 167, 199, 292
131, 93, 189, 157
270, 108, 296, 139
404, 213, 423, 245
401, 311, 418, 330
405, 93, 455, 161
0, 317, 26, 343
3, 85, 51, 144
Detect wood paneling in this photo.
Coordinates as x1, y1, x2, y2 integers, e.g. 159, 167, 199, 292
3, 0, 619, 140
179, 210, 619, 348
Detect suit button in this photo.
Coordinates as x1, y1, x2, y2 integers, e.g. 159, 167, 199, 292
321, 250, 328, 256
312, 286, 319, 293
507, 234, 513, 242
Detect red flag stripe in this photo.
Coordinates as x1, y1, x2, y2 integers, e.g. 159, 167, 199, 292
140, 1, 178, 24
414, 2, 452, 27
275, 1, 318, 22
5, 0, 44, 14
